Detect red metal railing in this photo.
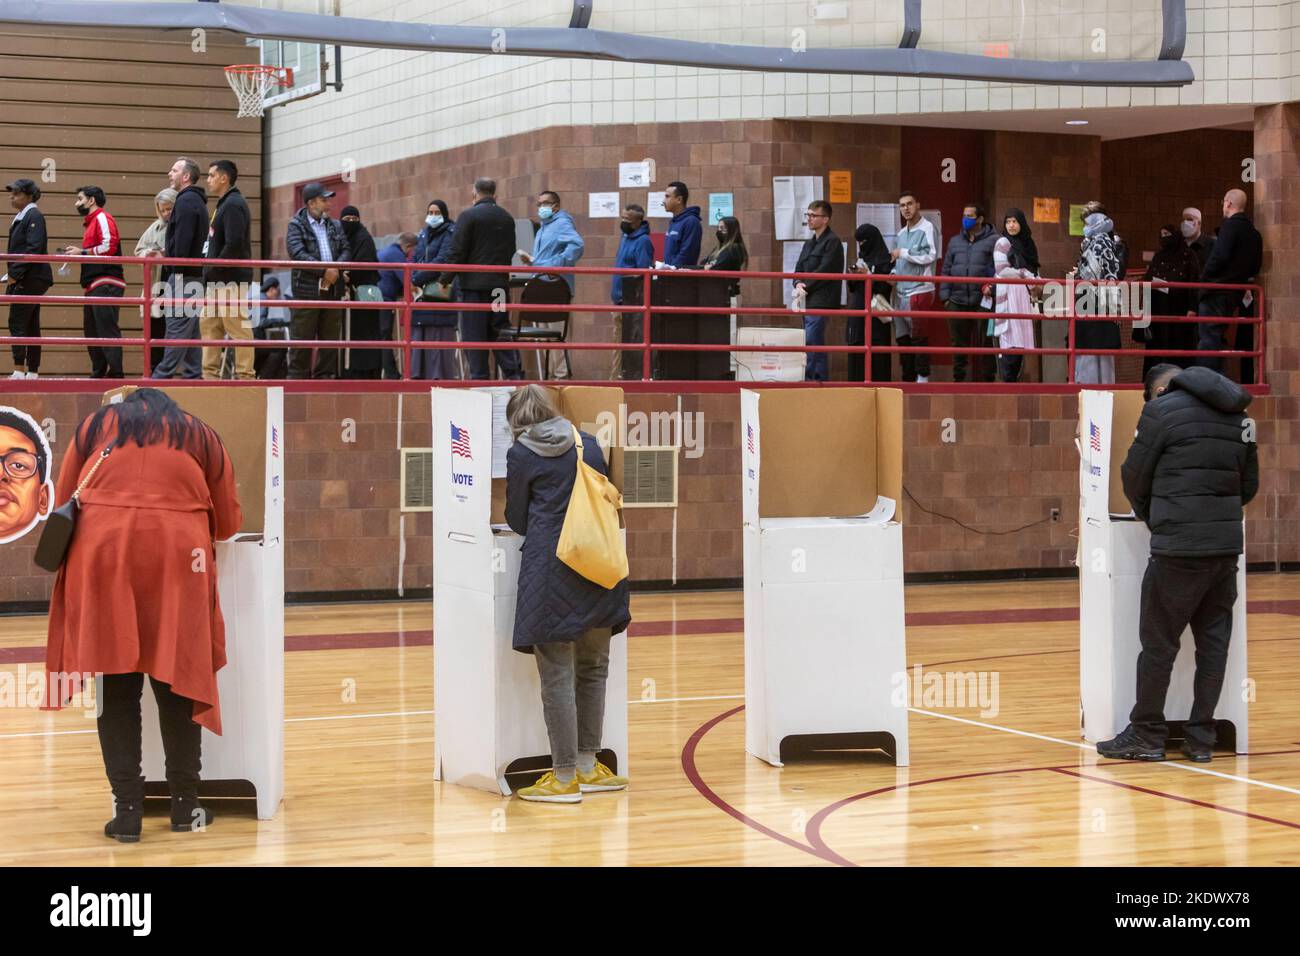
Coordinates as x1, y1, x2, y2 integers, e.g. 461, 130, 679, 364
0, 251, 1266, 394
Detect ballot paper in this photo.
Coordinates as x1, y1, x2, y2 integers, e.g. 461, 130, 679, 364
487, 387, 514, 478
861, 495, 896, 524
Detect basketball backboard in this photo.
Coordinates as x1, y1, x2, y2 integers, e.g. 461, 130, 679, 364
244, 0, 332, 108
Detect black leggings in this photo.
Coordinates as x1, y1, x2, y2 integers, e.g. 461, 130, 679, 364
97, 672, 202, 803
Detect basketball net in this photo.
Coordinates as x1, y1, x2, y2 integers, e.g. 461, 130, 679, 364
224, 65, 293, 118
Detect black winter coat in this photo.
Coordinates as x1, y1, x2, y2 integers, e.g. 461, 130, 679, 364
1120, 367, 1259, 557
437, 198, 516, 292
794, 228, 844, 311
505, 427, 632, 651
286, 207, 349, 301
203, 188, 253, 284
163, 184, 208, 280
6, 205, 53, 291
1202, 212, 1263, 288
940, 223, 998, 306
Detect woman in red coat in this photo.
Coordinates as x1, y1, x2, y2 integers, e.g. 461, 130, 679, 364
45, 388, 241, 843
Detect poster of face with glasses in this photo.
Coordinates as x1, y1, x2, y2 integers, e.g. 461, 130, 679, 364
0, 406, 53, 544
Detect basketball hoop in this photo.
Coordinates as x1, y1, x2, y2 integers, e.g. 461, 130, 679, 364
224, 64, 293, 118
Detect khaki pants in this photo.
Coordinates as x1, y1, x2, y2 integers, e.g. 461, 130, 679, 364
201, 300, 254, 380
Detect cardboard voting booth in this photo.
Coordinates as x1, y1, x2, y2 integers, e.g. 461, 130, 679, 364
1077, 390, 1248, 750
105, 385, 286, 820
740, 387, 908, 767
431, 386, 629, 794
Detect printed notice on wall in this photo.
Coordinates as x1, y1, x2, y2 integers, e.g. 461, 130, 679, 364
588, 192, 620, 218
647, 191, 670, 218
619, 161, 652, 188
488, 387, 514, 479
773, 175, 823, 241
1033, 197, 1060, 223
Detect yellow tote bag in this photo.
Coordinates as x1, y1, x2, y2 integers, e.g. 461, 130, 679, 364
556, 425, 629, 589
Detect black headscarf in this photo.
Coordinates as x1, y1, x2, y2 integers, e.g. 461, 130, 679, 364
1148, 224, 1198, 282
1001, 208, 1040, 275
854, 222, 892, 274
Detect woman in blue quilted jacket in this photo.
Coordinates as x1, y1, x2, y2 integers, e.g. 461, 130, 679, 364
504, 384, 632, 803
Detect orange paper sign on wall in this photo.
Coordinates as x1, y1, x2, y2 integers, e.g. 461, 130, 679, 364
1033, 197, 1060, 223
829, 170, 852, 204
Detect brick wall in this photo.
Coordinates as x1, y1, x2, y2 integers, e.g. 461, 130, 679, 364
2, 385, 1293, 608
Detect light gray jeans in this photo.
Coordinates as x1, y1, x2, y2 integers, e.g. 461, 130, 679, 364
532, 628, 612, 778
1074, 355, 1115, 384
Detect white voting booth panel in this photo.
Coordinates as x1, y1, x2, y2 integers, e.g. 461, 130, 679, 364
133, 387, 286, 820
741, 388, 908, 767
1077, 390, 1248, 750
431, 387, 628, 795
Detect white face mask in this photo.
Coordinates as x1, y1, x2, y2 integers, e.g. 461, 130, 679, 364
1180, 220, 1197, 239
426, 215, 442, 228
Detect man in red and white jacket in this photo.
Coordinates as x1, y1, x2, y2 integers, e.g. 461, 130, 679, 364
61, 186, 126, 378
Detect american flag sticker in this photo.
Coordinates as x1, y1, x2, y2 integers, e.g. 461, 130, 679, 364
451, 423, 472, 459
1089, 421, 1102, 453
746, 423, 755, 454
271, 425, 279, 458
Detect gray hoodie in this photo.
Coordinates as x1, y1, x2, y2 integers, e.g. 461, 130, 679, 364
517, 416, 575, 457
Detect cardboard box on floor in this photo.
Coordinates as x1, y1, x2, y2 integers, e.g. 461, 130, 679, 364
739, 387, 909, 769
101, 385, 277, 538
741, 386, 903, 525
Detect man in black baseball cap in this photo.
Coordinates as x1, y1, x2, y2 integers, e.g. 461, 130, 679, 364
5, 179, 53, 379
285, 183, 348, 378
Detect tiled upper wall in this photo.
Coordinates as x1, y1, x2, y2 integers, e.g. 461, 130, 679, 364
264, 0, 1300, 186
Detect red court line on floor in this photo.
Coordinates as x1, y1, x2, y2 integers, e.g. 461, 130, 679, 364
1049, 768, 1300, 831
3, 598, 1296, 664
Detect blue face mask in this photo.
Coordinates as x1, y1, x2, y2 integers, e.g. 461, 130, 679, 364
426, 214, 442, 228
962, 216, 978, 232
538, 206, 554, 221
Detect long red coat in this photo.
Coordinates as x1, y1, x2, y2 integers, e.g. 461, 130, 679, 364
45, 415, 242, 733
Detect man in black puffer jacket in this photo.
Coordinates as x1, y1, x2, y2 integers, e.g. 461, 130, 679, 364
1099, 364, 1259, 764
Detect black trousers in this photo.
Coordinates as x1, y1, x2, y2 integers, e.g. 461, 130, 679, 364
1195, 292, 1235, 373
998, 353, 1024, 383
845, 313, 892, 383
460, 288, 521, 380
288, 305, 343, 379
7, 283, 44, 371
253, 324, 289, 379
946, 301, 994, 382
1130, 554, 1238, 748
84, 284, 124, 378
97, 672, 202, 804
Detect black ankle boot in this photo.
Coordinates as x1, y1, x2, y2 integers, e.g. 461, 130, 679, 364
104, 801, 143, 843
170, 794, 215, 832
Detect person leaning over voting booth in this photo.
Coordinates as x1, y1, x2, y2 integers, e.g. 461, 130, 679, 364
44, 388, 242, 842
504, 385, 631, 803
1098, 364, 1258, 763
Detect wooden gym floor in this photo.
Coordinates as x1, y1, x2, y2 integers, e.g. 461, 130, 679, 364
1, 576, 1297, 866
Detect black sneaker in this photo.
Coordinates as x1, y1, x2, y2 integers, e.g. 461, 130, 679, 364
1097, 726, 1166, 761
1180, 740, 1213, 763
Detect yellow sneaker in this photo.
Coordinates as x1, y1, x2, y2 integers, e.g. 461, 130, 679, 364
517, 771, 582, 804
575, 761, 628, 793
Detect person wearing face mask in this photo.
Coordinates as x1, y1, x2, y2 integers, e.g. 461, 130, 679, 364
1067, 200, 1123, 384
1140, 224, 1202, 378
285, 182, 349, 379
60, 186, 125, 379
939, 202, 998, 382
409, 199, 460, 380
337, 205, 383, 379
518, 191, 584, 379
701, 216, 749, 380
847, 222, 893, 383
611, 204, 654, 380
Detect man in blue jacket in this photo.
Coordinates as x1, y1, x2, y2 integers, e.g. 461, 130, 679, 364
520, 190, 584, 378
612, 203, 654, 379
376, 232, 417, 379
662, 182, 702, 268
